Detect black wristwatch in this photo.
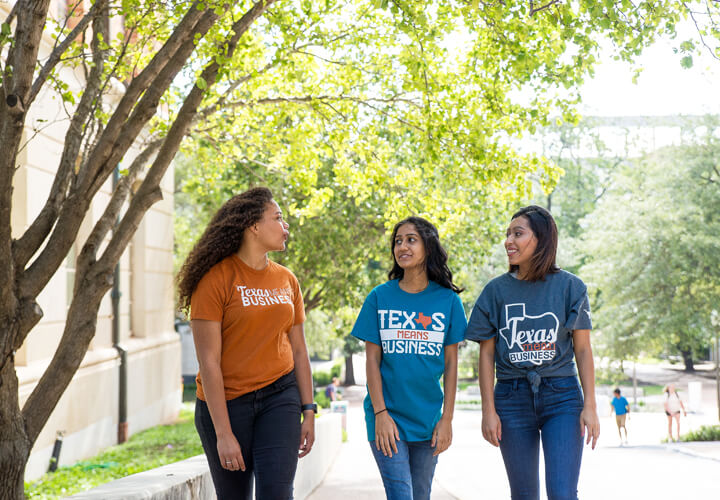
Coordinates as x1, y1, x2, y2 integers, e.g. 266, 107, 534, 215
301, 403, 318, 413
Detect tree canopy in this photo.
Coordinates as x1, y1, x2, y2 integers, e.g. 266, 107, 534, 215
580, 123, 720, 370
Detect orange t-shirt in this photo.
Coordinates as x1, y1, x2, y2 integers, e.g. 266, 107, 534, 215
190, 255, 305, 400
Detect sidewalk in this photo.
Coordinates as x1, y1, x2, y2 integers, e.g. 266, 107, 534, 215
307, 385, 720, 500
306, 385, 457, 499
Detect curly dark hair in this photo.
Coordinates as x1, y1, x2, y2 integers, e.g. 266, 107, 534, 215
176, 187, 274, 312
387, 216, 463, 294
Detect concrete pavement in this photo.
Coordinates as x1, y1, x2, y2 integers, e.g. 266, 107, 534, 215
307, 384, 720, 499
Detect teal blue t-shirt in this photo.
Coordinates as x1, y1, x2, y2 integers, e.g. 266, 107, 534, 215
351, 280, 467, 442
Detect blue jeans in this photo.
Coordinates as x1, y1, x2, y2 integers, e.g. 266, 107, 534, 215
195, 371, 301, 499
495, 376, 584, 500
369, 439, 438, 500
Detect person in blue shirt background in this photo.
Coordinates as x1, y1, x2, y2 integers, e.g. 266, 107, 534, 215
610, 388, 630, 445
351, 216, 467, 500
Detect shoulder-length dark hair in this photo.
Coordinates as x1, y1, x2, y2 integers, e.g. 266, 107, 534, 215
388, 216, 463, 294
508, 205, 560, 281
176, 187, 274, 311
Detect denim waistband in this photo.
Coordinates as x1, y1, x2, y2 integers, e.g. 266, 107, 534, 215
498, 372, 572, 394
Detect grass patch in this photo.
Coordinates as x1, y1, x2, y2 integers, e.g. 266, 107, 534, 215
679, 425, 720, 442
25, 403, 202, 499
641, 384, 664, 396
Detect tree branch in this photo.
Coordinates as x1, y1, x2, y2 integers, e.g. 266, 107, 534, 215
0, 0, 52, 316
13, 0, 110, 272
18, 5, 221, 299
75, 139, 163, 276
684, 1, 720, 61
23, 278, 108, 442
20, 0, 274, 422
530, 0, 561, 16
97, 0, 278, 271
80, 8, 221, 196
26, 1, 101, 107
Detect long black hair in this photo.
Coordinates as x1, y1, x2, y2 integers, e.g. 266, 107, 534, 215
388, 216, 463, 294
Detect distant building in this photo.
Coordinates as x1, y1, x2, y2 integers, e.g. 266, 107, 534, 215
3, 1, 181, 480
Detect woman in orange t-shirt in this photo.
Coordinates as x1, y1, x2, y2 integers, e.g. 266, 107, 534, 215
177, 187, 315, 499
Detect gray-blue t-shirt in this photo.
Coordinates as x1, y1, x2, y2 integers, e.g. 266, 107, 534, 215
465, 270, 592, 380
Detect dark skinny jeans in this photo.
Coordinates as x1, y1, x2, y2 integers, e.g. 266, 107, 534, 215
195, 370, 301, 499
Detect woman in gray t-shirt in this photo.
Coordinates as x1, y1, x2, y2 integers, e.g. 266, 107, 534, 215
465, 205, 600, 500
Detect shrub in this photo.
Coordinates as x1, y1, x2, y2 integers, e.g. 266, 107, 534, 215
679, 425, 720, 442
313, 370, 332, 388
315, 390, 330, 410
330, 362, 342, 379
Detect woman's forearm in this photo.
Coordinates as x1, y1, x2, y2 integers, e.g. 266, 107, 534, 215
366, 342, 387, 412
287, 324, 314, 406
573, 330, 597, 409
201, 362, 233, 437
442, 344, 459, 420
293, 345, 314, 406
192, 319, 232, 438
479, 338, 496, 414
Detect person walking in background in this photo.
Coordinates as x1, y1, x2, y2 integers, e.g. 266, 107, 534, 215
466, 205, 600, 500
176, 187, 315, 499
610, 388, 630, 445
325, 377, 341, 402
351, 216, 467, 500
664, 383, 687, 442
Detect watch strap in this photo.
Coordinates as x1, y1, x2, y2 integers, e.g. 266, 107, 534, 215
301, 403, 318, 413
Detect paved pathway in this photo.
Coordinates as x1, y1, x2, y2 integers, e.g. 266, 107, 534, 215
307, 358, 720, 499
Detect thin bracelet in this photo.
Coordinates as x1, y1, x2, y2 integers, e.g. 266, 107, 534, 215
375, 408, 387, 416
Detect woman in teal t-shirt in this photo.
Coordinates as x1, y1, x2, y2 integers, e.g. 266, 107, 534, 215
351, 216, 467, 500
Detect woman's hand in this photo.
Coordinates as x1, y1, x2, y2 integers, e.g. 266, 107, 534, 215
580, 406, 600, 449
375, 411, 400, 457
431, 416, 453, 456
298, 412, 315, 457
481, 410, 502, 447
217, 432, 246, 471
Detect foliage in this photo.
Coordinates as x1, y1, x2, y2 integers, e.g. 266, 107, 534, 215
580, 123, 720, 366
679, 424, 720, 442
174, 0, 693, 316
314, 390, 331, 410
457, 340, 479, 380
24, 405, 201, 499
312, 369, 333, 388
594, 364, 629, 387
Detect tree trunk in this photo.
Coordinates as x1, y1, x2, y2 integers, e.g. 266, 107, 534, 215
344, 354, 355, 386
0, 357, 31, 500
680, 348, 695, 372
